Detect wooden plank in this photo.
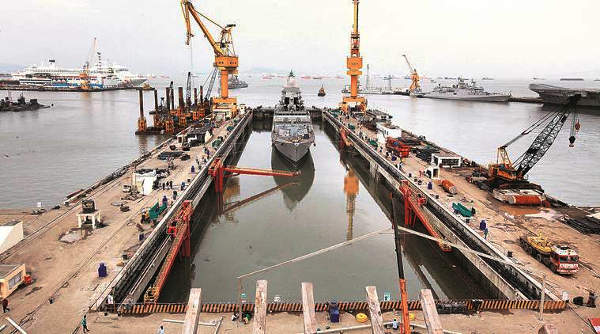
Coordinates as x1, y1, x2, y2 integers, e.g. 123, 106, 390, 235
419, 289, 443, 334
538, 323, 557, 334
301, 282, 317, 334
253, 280, 268, 334
365, 286, 384, 334
182, 288, 202, 334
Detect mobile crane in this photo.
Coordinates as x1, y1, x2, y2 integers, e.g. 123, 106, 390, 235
339, 0, 367, 115
402, 54, 420, 95
488, 94, 581, 188
181, 0, 238, 118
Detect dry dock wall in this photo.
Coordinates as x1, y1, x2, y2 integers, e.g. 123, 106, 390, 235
91, 111, 253, 311
323, 111, 557, 301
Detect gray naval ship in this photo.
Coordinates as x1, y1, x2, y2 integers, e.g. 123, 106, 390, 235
271, 71, 315, 164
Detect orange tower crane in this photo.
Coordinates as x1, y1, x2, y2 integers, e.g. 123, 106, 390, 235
339, 0, 367, 115
181, 0, 238, 118
79, 38, 97, 91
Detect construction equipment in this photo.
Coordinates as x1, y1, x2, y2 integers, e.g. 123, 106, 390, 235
79, 38, 97, 90
181, 0, 238, 118
339, 0, 367, 115
390, 192, 411, 334
488, 94, 581, 188
208, 158, 300, 193
402, 54, 420, 95
385, 137, 410, 158
185, 71, 192, 111
518, 233, 579, 274
144, 200, 194, 303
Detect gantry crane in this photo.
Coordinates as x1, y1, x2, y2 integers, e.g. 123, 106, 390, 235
181, 0, 239, 118
488, 94, 581, 188
79, 38, 97, 91
339, 0, 367, 115
402, 54, 420, 95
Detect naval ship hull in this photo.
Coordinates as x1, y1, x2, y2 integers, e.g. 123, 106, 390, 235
530, 84, 600, 108
424, 92, 510, 102
272, 137, 313, 164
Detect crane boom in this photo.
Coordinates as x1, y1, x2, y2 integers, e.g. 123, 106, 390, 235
402, 54, 414, 73
402, 54, 421, 94
514, 94, 580, 176
489, 94, 581, 185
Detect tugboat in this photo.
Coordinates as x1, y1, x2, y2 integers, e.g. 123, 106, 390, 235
271, 71, 315, 164
318, 85, 326, 97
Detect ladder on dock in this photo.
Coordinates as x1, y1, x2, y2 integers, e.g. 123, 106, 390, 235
400, 181, 451, 252
144, 200, 194, 303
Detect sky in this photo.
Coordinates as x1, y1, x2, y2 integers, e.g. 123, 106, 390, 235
0, 0, 598, 78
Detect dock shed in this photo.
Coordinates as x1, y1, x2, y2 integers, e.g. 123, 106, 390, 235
431, 153, 462, 168
187, 126, 212, 145
0, 264, 26, 298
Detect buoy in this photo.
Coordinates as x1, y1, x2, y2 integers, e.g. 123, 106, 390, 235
575, 121, 581, 131
356, 313, 368, 323
569, 135, 576, 147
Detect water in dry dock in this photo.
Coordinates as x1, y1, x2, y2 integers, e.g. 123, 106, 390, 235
160, 121, 488, 303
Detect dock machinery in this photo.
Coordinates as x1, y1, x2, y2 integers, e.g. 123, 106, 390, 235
339, 0, 367, 115
488, 94, 581, 188
402, 54, 421, 95
181, 0, 239, 119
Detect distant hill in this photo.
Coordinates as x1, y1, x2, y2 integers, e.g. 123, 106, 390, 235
0, 63, 23, 73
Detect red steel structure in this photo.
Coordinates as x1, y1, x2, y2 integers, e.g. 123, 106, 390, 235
144, 200, 194, 303
208, 157, 300, 193
399, 181, 451, 252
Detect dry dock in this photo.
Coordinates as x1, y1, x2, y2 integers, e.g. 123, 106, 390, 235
1, 108, 599, 333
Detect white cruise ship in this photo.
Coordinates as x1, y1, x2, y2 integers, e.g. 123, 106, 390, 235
12, 54, 147, 87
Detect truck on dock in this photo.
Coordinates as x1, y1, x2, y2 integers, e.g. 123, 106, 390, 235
518, 234, 579, 274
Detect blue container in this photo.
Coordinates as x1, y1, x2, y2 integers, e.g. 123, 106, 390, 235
98, 263, 108, 278
427, 182, 433, 190
329, 301, 340, 323
479, 220, 487, 231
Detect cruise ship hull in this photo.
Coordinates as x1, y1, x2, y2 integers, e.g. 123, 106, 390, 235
424, 93, 510, 102
272, 137, 313, 163
530, 84, 600, 108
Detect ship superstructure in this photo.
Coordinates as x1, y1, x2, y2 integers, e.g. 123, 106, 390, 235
271, 71, 315, 163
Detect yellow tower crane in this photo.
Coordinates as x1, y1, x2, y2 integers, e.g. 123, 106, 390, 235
402, 54, 421, 95
339, 0, 367, 115
343, 168, 359, 241
181, 0, 238, 118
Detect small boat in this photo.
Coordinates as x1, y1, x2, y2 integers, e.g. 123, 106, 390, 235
318, 86, 326, 97
560, 78, 584, 81
312, 76, 323, 80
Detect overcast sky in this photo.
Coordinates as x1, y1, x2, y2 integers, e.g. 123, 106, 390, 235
0, 0, 598, 78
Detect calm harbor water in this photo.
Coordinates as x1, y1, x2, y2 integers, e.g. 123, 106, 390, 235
160, 121, 487, 302
3, 76, 597, 208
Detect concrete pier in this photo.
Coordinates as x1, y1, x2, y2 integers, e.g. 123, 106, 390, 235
323, 110, 556, 301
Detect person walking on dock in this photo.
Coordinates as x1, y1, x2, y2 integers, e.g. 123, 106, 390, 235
2, 298, 9, 312
484, 227, 489, 240
392, 318, 399, 330
81, 314, 90, 333
156, 325, 165, 334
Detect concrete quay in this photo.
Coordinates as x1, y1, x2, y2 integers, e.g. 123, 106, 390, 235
323, 110, 600, 304
0, 111, 251, 333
